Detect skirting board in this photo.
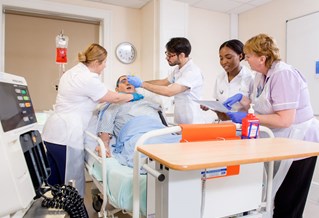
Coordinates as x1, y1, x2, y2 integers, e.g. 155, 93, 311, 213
303, 182, 319, 218
308, 182, 319, 204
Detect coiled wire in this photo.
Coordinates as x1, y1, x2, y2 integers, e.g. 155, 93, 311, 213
41, 184, 88, 218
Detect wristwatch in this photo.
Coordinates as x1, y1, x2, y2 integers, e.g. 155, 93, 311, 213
98, 132, 112, 139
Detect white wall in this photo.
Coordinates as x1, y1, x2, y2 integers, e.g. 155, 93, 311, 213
239, 0, 319, 61
188, 8, 230, 100
187, 7, 231, 122
141, 0, 157, 81
158, 0, 188, 79
239, 0, 319, 183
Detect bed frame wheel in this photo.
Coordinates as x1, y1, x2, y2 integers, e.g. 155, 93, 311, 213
92, 194, 103, 212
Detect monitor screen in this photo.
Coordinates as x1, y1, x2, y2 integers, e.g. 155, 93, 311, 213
0, 81, 37, 132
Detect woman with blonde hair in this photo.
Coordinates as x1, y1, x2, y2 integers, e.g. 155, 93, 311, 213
42, 43, 143, 197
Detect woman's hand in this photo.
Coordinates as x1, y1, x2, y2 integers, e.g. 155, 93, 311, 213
226, 111, 247, 124
200, 104, 210, 111
215, 111, 229, 121
223, 93, 243, 110
130, 92, 144, 102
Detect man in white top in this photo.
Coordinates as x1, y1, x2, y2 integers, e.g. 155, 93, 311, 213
127, 37, 204, 124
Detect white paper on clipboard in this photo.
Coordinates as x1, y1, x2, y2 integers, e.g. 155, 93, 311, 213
194, 100, 230, 113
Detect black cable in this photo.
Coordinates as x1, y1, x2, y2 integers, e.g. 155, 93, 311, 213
19, 130, 88, 217
41, 184, 88, 218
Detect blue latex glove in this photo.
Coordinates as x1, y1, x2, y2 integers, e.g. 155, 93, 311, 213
223, 93, 243, 110
226, 111, 247, 124
127, 75, 143, 88
130, 92, 144, 102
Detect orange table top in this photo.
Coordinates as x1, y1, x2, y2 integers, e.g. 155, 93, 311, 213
137, 138, 319, 171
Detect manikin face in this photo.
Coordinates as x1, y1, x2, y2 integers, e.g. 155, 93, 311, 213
115, 76, 136, 94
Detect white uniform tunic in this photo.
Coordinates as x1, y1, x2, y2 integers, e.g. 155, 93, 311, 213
42, 63, 107, 196
213, 65, 253, 111
167, 59, 204, 124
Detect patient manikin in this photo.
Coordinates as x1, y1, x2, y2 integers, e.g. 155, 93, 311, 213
95, 75, 180, 168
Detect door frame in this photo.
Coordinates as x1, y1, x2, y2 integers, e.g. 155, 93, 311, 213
0, 0, 112, 79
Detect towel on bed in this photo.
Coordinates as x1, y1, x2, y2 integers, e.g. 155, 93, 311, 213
112, 115, 181, 169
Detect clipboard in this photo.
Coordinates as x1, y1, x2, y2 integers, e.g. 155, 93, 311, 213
194, 100, 229, 113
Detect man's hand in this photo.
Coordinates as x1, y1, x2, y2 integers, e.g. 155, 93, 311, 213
95, 145, 111, 157
97, 132, 112, 157
127, 75, 143, 88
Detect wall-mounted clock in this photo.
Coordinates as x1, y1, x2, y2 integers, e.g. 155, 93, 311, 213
115, 42, 137, 64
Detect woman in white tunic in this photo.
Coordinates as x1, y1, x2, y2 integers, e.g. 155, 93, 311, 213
42, 43, 143, 197
201, 39, 254, 121
224, 34, 319, 218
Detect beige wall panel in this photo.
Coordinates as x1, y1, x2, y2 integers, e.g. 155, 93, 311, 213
5, 13, 99, 111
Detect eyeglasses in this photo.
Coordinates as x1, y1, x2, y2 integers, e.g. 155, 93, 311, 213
165, 51, 177, 59
119, 78, 128, 84
116, 78, 128, 86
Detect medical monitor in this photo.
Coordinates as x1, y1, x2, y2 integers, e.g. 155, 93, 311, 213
0, 80, 37, 132
0, 72, 39, 217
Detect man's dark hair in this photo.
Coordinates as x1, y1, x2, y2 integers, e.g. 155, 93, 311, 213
166, 37, 191, 57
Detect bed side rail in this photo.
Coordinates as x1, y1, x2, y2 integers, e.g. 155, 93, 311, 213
133, 125, 182, 218
258, 126, 275, 216
84, 130, 108, 218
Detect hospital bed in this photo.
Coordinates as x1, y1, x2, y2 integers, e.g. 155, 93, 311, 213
82, 90, 287, 218
83, 95, 172, 218
84, 131, 148, 218
84, 121, 274, 218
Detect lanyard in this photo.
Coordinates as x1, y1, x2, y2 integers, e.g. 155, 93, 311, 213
257, 75, 270, 98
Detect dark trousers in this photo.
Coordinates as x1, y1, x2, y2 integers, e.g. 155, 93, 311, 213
44, 141, 67, 186
273, 156, 317, 218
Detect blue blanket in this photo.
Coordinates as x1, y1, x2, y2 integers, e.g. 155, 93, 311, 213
112, 115, 181, 168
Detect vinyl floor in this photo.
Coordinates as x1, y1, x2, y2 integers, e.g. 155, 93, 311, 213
84, 180, 319, 218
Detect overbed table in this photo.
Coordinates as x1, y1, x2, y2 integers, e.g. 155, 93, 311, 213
136, 138, 319, 218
